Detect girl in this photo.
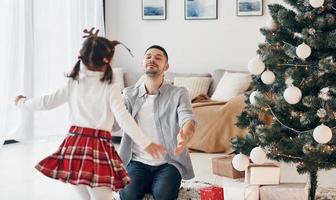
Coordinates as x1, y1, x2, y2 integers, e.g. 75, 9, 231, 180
15, 28, 166, 200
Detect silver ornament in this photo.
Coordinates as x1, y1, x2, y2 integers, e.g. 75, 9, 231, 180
296, 43, 312, 59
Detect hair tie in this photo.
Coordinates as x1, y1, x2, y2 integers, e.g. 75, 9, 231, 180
103, 59, 110, 64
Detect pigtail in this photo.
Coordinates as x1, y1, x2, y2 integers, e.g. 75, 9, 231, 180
98, 40, 131, 84
110, 40, 134, 57
101, 63, 113, 84
67, 59, 81, 80
98, 39, 132, 85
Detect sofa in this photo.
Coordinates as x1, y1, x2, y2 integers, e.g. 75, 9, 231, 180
113, 68, 251, 153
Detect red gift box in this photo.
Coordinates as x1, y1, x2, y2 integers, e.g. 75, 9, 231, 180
200, 186, 224, 200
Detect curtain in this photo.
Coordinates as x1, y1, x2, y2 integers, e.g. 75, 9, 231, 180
0, 0, 105, 148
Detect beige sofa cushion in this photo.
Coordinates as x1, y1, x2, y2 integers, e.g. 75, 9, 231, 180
174, 77, 212, 100
165, 72, 211, 82
211, 72, 251, 102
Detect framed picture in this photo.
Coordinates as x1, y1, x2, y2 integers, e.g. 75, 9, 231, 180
142, 0, 166, 20
237, 0, 263, 16
185, 0, 218, 20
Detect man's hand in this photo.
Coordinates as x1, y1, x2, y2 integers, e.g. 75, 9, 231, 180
145, 142, 167, 159
15, 95, 26, 105
174, 129, 189, 156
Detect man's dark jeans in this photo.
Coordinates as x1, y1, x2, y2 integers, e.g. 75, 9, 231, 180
120, 161, 182, 200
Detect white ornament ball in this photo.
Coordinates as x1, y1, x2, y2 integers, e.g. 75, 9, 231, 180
261, 70, 275, 85
313, 124, 332, 144
250, 146, 267, 164
296, 43, 311, 59
309, 0, 324, 8
284, 86, 302, 104
266, 19, 278, 30
248, 57, 265, 75
249, 91, 262, 105
232, 153, 250, 171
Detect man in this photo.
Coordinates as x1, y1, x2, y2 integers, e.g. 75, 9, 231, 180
119, 45, 196, 200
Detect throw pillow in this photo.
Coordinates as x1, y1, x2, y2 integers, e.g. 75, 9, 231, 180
211, 72, 251, 101
174, 77, 212, 101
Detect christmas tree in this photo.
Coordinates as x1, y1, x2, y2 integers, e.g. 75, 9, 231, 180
231, 0, 336, 199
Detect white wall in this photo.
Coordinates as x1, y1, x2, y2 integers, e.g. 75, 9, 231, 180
106, 0, 279, 73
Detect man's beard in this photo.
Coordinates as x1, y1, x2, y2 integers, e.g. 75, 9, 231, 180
145, 68, 161, 77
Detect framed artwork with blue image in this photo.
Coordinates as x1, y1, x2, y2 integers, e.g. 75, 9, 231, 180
185, 0, 218, 20
142, 0, 166, 20
236, 0, 263, 16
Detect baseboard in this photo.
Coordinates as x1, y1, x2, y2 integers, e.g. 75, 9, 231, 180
4, 138, 120, 145
4, 140, 19, 145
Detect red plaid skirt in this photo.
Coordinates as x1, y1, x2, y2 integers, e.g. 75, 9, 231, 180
35, 126, 130, 190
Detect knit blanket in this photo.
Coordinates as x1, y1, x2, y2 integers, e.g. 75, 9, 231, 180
188, 94, 248, 153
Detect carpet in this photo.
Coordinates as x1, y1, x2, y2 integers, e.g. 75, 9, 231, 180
114, 180, 336, 200
316, 187, 336, 200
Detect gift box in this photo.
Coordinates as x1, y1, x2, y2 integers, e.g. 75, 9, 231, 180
200, 186, 224, 200
260, 183, 308, 200
280, 162, 308, 183
245, 163, 280, 185
222, 179, 259, 200
212, 155, 245, 179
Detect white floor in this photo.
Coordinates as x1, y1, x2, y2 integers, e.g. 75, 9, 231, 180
0, 137, 335, 200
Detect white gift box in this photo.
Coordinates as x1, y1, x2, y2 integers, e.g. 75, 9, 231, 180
245, 163, 280, 185
260, 183, 308, 200
222, 179, 259, 200
279, 162, 308, 183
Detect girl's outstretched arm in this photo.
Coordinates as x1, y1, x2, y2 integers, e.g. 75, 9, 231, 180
15, 81, 71, 111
